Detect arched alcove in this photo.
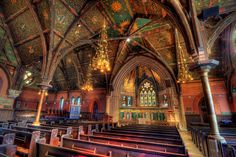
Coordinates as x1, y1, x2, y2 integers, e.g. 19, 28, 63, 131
108, 56, 180, 124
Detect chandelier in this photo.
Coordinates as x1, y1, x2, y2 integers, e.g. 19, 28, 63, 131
92, 22, 111, 73
175, 29, 193, 83
82, 63, 93, 91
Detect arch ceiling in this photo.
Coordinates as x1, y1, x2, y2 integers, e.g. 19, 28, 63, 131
0, 0, 235, 91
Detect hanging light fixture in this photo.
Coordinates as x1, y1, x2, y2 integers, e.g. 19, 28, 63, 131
92, 21, 111, 73
82, 62, 93, 91
175, 29, 193, 83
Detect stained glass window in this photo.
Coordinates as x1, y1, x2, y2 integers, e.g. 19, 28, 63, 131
139, 81, 156, 106
71, 96, 75, 105
121, 95, 133, 107
122, 96, 126, 107
76, 97, 81, 106
60, 97, 64, 110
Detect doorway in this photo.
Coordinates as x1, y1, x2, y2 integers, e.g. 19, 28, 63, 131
93, 102, 98, 120
199, 98, 209, 123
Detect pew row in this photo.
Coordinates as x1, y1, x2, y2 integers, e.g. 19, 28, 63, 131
62, 137, 189, 157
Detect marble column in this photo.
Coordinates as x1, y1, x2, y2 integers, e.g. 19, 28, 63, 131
179, 92, 187, 131
106, 95, 111, 115
33, 83, 51, 126
192, 60, 225, 140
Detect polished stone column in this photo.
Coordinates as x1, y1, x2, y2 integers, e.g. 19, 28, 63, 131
192, 60, 225, 141
200, 68, 221, 137
33, 83, 51, 126
106, 95, 111, 115
179, 92, 187, 131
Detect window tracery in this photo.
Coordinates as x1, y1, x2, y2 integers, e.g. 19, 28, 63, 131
139, 81, 156, 106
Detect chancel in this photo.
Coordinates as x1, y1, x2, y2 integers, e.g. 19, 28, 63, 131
0, 0, 235, 157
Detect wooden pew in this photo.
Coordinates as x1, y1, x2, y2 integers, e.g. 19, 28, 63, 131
114, 126, 179, 134
36, 142, 109, 157
79, 134, 186, 154
189, 125, 236, 157
221, 143, 236, 157
0, 127, 32, 149
27, 124, 68, 138
11, 125, 57, 144
42, 123, 98, 138
93, 132, 183, 145
103, 130, 181, 139
0, 144, 16, 157
62, 137, 189, 157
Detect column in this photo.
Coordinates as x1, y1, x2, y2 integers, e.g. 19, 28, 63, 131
179, 92, 187, 131
192, 60, 225, 140
106, 95, 111, 115
199, 67, 224, 140
33, 83, 51, 126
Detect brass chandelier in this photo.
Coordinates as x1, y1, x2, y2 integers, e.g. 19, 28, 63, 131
92, 22, 111, 73
175, 29, 193, 83
82, 63, 93, 91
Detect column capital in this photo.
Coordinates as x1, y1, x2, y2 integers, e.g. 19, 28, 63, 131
38, 82, 52, 90
190, 59, 219, 72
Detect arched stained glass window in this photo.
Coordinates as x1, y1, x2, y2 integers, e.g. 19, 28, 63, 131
60, 97, 64, 110
76, 97, 81, 106
139, 81, 156, 106
71, 96, 75, 105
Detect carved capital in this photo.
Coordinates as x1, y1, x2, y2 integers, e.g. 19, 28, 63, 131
190, 59, 219, 73
8, 89, 22, 98
38, 81, 52, 90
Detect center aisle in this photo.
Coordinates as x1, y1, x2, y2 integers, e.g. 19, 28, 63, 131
179, 131, 204, 157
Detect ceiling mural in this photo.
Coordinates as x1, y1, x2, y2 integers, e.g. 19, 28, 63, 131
0, 16, 19, 80
195, 0, 236, 14
0, 0, 233, 91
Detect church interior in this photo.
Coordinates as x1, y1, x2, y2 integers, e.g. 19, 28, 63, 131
0, 0, 236, 156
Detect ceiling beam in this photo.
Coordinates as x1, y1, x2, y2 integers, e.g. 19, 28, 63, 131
45, 0, 56, 78
60, 0, 78, 16
26, 0, 48, 77
0, 16, 21, 65
79, 19, 95, 34
59, 61, 71, 90
53, 30, 74, 46
71, 54, 82, 87
5, 6, 28, 23
76, 52, 86, 84
14, 29, 49, 47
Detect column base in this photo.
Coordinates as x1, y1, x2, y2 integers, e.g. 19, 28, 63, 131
207, 135, 226, 157
179, 127, 188, 132
208, 134, 226, 143
32, 121, 41, 126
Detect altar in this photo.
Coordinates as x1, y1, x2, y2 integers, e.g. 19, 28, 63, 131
119, 107, 175, 124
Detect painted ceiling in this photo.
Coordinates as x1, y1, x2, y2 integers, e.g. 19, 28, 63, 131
0, 0, 234, 91
232, 25, 236, 69
121, 65, 161, 94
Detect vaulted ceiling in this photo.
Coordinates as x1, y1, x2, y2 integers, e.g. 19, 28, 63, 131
0, 0, 235, 91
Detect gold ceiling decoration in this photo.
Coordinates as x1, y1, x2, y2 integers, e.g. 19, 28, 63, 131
82, 63, 93, 91
175, 29, 193, 83
92, 21, 111, 73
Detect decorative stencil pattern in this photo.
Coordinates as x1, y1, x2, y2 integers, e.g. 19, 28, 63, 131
8, 10, 39, 42
1, 0, 27, 18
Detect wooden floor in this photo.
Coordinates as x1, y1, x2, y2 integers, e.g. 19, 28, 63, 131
179, 131, 204, 157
